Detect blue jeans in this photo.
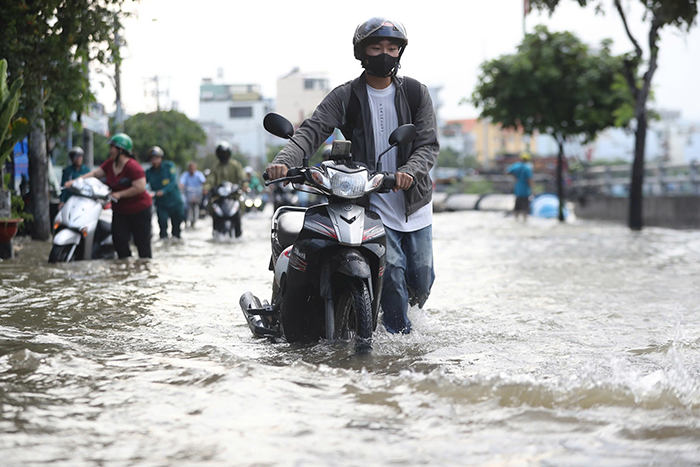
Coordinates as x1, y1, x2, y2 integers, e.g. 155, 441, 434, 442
381, 225, 435, 334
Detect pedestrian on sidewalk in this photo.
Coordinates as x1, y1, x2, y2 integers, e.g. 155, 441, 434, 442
507, 152, 534, 221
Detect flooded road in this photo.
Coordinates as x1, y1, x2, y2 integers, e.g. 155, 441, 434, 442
1, 209, 699, 466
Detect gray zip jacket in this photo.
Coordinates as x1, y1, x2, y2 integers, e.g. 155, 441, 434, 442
272, 73, 439, 219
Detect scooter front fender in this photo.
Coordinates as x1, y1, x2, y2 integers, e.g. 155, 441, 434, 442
327, 248, 371, 279
53, 228, 81, 246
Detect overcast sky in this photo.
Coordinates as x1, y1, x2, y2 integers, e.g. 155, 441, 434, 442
100, 0, 700, 123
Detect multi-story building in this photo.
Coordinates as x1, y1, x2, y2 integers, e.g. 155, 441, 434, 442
442, 118, 537, 168
276, 68, 330, 127
198, 79, 272, 170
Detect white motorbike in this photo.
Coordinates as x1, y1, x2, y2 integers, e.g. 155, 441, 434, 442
49, 177, 115, 263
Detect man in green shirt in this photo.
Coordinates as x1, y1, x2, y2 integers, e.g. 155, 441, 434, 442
202, 142, 246, 194
145, 146, 184, 239
59, 147, 91, 209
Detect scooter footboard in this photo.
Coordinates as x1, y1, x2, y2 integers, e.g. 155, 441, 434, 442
53, 228, 81, 246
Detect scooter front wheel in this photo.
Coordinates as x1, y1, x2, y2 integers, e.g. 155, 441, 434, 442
333, 279, 373, 345
48, 244, 76, 263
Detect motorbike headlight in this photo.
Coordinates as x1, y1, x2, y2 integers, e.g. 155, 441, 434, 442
330, 171, 367, 199
253, 199, 262, 207
79, 185, 94, 197
245, 199, 253, 207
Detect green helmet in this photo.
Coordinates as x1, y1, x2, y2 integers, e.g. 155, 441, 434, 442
109, 133, 133, 154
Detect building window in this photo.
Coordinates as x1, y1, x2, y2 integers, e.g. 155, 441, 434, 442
304, 78, 328, 91
230, 107, 253, 118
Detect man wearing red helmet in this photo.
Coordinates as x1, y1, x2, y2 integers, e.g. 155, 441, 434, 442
267, 17, 438, 334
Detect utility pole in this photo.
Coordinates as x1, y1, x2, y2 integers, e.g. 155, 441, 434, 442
146, 75, 169, 112
83, 63, 94, 168
114, 17, 125, 133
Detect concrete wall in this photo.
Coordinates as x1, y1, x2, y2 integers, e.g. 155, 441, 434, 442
574, 196, 700, 229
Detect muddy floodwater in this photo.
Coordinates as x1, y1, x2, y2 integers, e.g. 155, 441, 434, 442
1, 208, 699, 466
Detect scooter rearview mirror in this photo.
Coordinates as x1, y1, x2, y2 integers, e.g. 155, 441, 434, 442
263, 113, 295, 139
264, 112, 308, 167
376, 124, 418, 172
389, 124, 417, 146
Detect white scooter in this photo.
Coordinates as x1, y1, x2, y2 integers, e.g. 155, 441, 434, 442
49, 177, 116, 263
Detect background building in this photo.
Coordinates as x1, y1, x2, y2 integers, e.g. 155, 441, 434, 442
442, 118, 538, 168
198, 79, 272, 169
276, 68, 330, 128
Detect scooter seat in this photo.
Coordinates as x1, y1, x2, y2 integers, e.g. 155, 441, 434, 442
276, 210, 305, 249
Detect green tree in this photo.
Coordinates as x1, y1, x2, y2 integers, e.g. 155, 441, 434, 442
471, 25, 634, 221
529, 0, 698, 229
437, 147, 480, 170
124, 111, 207, 168
0, 0, 127, 239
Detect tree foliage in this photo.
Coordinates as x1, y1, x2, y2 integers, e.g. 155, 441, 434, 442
472, 25, 633, 143
124, 110, 207, 168
0, 0, 127, 135
472, 25, 634, 221
529, 0, 698, 230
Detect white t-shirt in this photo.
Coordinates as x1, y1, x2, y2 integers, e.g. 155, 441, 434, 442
366, 83, 432, 232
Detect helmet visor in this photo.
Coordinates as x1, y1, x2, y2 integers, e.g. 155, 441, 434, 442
354, 18, 407, 47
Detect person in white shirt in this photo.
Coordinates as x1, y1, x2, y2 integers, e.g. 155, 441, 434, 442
267, 18, 438, 334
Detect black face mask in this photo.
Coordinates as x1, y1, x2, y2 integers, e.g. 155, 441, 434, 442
364, 53, 399, 78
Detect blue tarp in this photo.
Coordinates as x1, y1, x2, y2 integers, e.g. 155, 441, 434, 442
531, 193, 569, 219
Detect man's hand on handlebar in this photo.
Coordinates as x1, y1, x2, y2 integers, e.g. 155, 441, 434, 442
265, 164, 288, 181
394, 172, 414, 191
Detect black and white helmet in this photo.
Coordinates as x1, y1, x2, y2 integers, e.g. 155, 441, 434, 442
215, 141, 232, 162
148, 146, 164, 159
353, 17, 408, 61
69, 146, 84, 160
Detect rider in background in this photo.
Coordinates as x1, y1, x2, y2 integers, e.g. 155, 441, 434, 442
59, 146, 90, 210
146, 146, 184, 240
179, 161, 206, 226
65, 133, 153, 258
179, 161, 206, 192
203, 142, 246, 196
244, 166, 264, 193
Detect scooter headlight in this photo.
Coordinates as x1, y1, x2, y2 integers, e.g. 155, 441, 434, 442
79, 185, 95, 197
330, 171, 368, 199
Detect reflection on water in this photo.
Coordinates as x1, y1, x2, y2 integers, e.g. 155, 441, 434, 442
1, 210, 699, 466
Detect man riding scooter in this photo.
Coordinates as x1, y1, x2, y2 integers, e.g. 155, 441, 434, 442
203, 142, 246, 237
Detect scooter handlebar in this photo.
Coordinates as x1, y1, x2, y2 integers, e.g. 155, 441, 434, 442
378, 173, 396, 193
263, 167, 304, 186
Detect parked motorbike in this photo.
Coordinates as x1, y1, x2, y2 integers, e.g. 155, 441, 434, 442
49, 177, 115, 262
210, 181, 243, 238
239, 113, 416, 350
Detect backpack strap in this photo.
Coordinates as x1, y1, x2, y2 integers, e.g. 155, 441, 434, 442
340, 76, 422, 139
403, 76, 422, 123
